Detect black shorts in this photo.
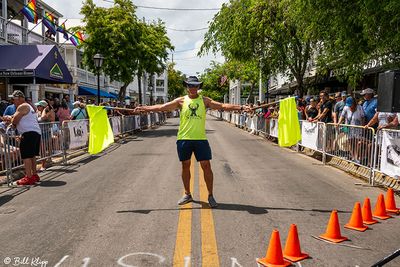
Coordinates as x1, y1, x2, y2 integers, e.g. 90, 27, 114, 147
176, 140, 212, 162
20, 131, 41, 159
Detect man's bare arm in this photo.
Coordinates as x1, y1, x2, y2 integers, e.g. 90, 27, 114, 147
135, 97, 183, 112
203, 97, 251, 112
11, 104, 30, 125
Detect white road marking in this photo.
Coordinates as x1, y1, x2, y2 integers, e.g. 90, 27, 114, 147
53, 255, 69, 267
230, 257, 244, 267
82, 257, 90, 267
117, 253, 165, 267
297, 262, 303, 267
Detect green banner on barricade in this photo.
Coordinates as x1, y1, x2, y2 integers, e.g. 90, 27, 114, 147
86, 105, 114, 155
278, 97, 301, 147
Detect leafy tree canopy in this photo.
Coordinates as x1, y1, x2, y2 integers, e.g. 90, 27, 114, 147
201, 0, 316, 97
78, 0, 172, 100
167, 63, 186, 100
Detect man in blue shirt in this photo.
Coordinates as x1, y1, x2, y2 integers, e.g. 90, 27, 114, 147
3, 99, 16, 116
361, 88, 377, 123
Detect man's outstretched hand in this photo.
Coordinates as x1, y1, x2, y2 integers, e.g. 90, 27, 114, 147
134, 106, 149, 113
242, 105, 252, 113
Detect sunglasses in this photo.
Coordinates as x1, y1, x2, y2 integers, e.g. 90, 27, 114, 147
187, 85, 200, 89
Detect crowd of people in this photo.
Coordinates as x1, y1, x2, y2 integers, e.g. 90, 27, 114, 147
244, 88, 400, 131
0, 91, 144, 185
236, 88, 400, 166
297, 88, 399, 130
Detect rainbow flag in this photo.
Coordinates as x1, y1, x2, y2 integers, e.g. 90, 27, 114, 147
70, 31, 84, 46
21, 0, 38, 24
43, 12, 56, 35
57, 22, 69, 40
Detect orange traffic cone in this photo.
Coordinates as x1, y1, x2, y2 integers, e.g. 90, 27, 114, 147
319, 210, 348, 243
373, 194, 392, 220
283, 224, 309, 262
362, 198, 378, 225
257, 230, 291, 267
385, 188, 400, 214
344, 202, 368, 231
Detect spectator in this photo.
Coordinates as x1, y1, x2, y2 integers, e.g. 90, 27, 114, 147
297, 99, 305, 120
36, 100, 55, 123
365, 112, 399, 131
8, 90, 41, 185
338, 96, 365, 126
3, 98, 16, 116
70, 101, 87, 120
332, 91, 347, 124
64, 95, 74, 111
56, 100, 71, 124
361, 88, 377, 123
305, 98, 319, 121
312, 90, 333, 123
338, 96, 366, 164
35, 100, 55, 171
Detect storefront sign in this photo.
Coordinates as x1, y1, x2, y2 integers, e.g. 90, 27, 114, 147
0, 70, 34, 77
50, 63, 64, 79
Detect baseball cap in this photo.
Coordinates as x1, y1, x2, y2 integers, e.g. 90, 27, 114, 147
360, 88, 374, 95
73, 101, 80, 106
341, 91, 347, 97
8, 90, 25, 99
34, 100, 48, 107
345, 97, 354, 107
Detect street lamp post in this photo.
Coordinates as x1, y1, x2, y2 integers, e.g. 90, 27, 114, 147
93, 53, 104, 105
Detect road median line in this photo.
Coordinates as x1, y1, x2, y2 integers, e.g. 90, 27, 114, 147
173, 157, 195, 267
199, 165, 220, 266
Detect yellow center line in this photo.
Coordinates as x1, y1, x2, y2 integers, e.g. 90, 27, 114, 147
199, 165, 220, 267
173, 157, 195, 267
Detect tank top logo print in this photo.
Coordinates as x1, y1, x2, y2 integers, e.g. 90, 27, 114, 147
187, 102, 202, 119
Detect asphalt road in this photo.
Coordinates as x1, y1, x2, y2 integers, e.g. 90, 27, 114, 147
0, 116, 399, 267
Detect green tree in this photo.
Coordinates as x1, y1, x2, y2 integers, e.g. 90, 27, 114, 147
200, 61, 229, 102
199, 60, 258, 103
201, 0, 315, 97
167, 63, 186, 100
78, 0, 172, 102
136, 20, 173, 103
295, 0, 400, 86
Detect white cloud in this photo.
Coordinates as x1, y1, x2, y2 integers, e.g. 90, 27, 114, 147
48, 0, 228, 76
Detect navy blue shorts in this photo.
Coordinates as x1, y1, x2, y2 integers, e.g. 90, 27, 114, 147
176, 140, 212, 162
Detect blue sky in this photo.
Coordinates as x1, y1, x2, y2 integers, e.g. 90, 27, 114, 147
49, 0, 227, 76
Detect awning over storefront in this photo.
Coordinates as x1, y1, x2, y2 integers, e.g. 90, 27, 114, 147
78, 86, 116, 98
0, 45, 73, 84
110, 92, 131, 99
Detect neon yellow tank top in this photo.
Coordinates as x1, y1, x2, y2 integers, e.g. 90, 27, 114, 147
177, 95, 207, 140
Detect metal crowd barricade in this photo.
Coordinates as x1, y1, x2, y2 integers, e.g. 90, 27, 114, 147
2, 121, 65, 185
325, 123, 375, 182
256, 115, 266, 134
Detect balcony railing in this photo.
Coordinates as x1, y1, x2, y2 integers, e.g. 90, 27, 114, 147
27, 31, 43, 44
70, 66, 106, 88
6, 21, 27, 44
0, 16, 5, 40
